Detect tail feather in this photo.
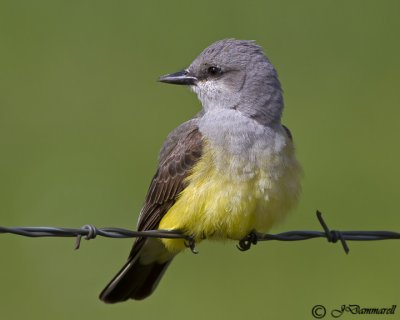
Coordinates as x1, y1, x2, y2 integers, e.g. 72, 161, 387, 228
130, 260, 172, 300
99, 240, 173, 303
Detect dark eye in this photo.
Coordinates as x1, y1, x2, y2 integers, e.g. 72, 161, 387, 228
207, 66, 221, 76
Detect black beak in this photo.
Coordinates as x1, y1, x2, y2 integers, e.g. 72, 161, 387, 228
158, 70, 197, 85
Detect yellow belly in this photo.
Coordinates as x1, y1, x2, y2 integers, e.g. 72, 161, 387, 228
159, 141, 301, 253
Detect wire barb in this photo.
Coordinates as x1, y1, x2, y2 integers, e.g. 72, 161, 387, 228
75, 224, 98, 250
316, 211, 350, 254
1, 211, 399, 254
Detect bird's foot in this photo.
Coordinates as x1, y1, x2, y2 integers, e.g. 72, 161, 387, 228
237, 231, 259, 251
184, 236, 198, 254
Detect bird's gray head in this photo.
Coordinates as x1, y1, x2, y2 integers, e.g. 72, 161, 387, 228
159, 39, 283, 125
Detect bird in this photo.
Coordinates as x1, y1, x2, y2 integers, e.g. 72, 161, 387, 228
99, 39, 302, 303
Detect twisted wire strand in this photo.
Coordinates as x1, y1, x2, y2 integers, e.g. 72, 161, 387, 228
1, 211, 399, 254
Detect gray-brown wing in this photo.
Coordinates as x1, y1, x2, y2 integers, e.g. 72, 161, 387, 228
282, 124, 293, 141
133, 121, 203, 251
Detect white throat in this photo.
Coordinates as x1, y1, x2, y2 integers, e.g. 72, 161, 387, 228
191, 80, 241, 111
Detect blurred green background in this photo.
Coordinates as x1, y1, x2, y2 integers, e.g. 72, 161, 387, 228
1, 1, 399, 319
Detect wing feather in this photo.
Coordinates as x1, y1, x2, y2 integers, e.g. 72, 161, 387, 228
129, 120, 203, 257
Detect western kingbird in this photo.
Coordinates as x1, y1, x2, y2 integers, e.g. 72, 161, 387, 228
100, 39, 302, 303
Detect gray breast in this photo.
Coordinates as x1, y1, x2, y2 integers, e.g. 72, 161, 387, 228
198, 109, 287, 179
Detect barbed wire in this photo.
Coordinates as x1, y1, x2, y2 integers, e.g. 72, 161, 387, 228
1, 211, 399, 254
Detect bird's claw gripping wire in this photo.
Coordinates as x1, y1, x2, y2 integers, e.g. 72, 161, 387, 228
316, 211, 349, 254
237, 231, 259, 251
75, 224, 98, 250
184, 236, 198, 254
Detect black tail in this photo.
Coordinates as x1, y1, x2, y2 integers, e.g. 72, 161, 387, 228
99, 241, 173, 303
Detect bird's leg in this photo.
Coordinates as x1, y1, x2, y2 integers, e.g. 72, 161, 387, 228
237, 231, 259, 251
